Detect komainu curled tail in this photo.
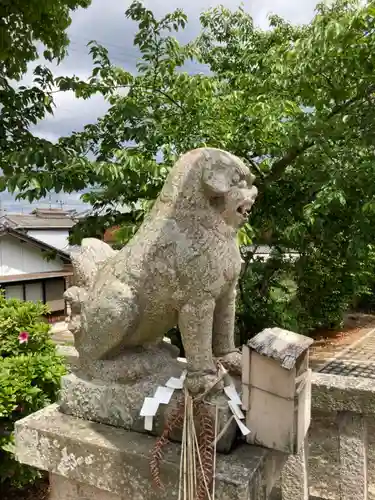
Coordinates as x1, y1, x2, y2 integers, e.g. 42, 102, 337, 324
64, 238, 117, 343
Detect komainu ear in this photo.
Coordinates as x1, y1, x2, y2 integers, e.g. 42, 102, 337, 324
202, 161, 231, 195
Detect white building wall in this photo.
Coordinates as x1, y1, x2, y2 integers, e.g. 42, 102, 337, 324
0, 236, 64, 276
27, 229, 70, 251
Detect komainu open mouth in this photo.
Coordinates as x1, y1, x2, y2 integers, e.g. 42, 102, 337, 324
236, 201, 252, 218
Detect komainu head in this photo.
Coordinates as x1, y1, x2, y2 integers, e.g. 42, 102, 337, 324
160, 147, 258, 229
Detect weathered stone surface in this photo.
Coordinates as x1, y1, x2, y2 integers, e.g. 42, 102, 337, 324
280, 437, 309, 500
57, 345, 80, 372
310, 373, 375, 499
49, 474, 121, 500
58, 341, 239, 452
59, 371, 238, 453
308, 411, 340, 499
366, 415, 375, 500
312, 373, 375, 414
264, 374, 375, 500
64, 148, 258, 393
337, 412, 368, 500
71, 341, 181, 384
15, 405, 285, 500
304, 408, 369, 500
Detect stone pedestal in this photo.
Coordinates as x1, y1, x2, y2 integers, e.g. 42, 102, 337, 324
310, 374, 371, 500
338, 412, 368, 500
280, 436, 309, 500
58, 343, 238, 453
15, 404, 286, 500
59, 372, 237, 453
49, 474, 120, 500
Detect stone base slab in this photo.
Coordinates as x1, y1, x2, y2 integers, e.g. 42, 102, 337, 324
49, 474, 120, 500
16, 404, 285, 500
312, 373, 375, 414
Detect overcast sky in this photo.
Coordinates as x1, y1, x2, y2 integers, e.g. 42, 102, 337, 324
2, 0, 318, 213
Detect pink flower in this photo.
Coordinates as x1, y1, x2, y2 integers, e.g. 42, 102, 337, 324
18, 331, 29, 344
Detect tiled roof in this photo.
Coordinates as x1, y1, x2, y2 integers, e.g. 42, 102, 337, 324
104, 226, 121, 243
248, 327, 314, 370
0, 213, 75, 229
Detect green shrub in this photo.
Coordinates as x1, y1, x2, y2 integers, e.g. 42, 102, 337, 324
236, 254, 301, 344
350, 251, 375, 313
0, 293, 66, 487
236, 246, 375, 342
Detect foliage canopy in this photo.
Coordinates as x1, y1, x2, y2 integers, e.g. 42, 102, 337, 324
3, 0, 375, 333
0, 0, 91, 193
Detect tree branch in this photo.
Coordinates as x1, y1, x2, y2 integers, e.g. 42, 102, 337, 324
246, 155, 266, 179
52, 82, 185, 111
238, 243, 259, 310
262, 84, 375, 188
153, 88, 184, 110
263, 140, 314, 186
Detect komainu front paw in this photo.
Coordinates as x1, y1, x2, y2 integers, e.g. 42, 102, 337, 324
217, 350, 242, 376
185, 371, 223, 395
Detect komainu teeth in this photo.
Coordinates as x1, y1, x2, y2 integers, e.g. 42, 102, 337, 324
237, 203, 251, 215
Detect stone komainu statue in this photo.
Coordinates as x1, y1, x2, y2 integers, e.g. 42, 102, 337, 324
64, 148, 258, 393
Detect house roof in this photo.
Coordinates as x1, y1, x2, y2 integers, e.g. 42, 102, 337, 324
248, 327, 314, 370
0, 270, 73, 284
0, 223, 72, 262
103, 225, 121, 243
0, 209, 76, 229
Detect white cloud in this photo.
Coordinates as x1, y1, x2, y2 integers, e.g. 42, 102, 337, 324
33, 90, 108, 139
32, 130, 61, 143
33, 0, 317, 139
9, 0, 318, 212
249, 0, 316, 28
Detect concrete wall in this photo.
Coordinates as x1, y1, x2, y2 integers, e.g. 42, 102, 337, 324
280, 373, 375, 500
0, 235, 64, 275
27, 229, 70, 251
56, 346, 374, 500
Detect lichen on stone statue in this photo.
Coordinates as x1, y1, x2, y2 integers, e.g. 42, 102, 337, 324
64, 148, 258, 394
